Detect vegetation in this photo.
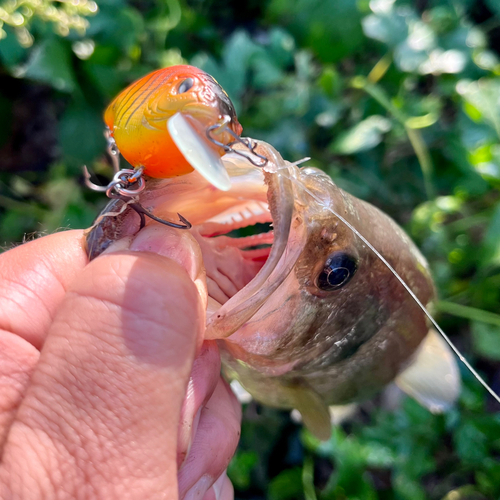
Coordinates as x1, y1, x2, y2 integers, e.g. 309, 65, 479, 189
1, 0, 500, 498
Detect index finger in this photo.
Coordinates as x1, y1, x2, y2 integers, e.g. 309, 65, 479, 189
0, 230, 89, 449
0, 230, 89, 348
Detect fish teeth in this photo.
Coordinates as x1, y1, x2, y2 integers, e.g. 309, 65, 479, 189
201, 201, 272, 235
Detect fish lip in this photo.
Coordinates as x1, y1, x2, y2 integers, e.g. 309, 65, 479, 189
204, 142, 306, 339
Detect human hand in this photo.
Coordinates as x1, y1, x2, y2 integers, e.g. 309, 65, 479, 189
0, 225, 241, 499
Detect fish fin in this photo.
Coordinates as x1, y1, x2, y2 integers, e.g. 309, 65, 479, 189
290, 384, 332, 441
230, 380, 253, 404
329, 403, 358, 425
395, 328, 460, 413
291, 403, 356, 427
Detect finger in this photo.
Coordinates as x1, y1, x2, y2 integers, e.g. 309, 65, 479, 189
0, 331, 39, 449
0, 230, 88, 448
1, 224, 206, 499
177, 340, 221, 467
178, 378, 241, 500
0, 230, 88, 348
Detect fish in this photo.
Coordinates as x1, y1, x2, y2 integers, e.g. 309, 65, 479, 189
85, 138, 461, 441
103, 65, 243, 189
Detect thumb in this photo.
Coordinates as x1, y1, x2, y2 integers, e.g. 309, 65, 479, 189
1, 225, 206, 499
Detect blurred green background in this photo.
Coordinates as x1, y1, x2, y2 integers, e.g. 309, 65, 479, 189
1, 0, 500, 498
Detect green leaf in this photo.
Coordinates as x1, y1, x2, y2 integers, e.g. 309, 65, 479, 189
267, 0, 364, 62
362, 10, 411, 47
268, 28, 295, 68
0, 209, 38, 244
459, 79, 500, 139
59, 103, 106, 169
87, 7, 143, 50
268, 468, 304, 500
481, 204, 500, 267
331, 115, 392, 154
393, 473, 427, 500
454, 421, 488, 465
318, 66, 341, 97
227, 451, 258, 490
251, 53, 284, 89
485, 0, 500, 16
471, 321, 500, 361
20, 38, 77, 92
222, 30, 261, 97
83, 62, 124, 100
0, 26, 27, 68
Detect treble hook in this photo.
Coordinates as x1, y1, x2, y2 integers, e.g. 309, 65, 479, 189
206, 116, 269, 167
108, 193, 192, 231
105, 127, 121, 173
83, 137, 192, 230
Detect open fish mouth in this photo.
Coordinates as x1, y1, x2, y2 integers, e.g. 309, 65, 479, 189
85, 141, 307, 339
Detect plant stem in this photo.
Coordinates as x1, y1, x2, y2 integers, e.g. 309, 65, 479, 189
405, 126, 436, 200
436, 300, 500, 327
352, 76, 436, 200
302, 456, 318, 500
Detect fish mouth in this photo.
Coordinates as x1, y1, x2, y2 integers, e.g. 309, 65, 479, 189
85, 141, 307, 339
129, 141, 305, 339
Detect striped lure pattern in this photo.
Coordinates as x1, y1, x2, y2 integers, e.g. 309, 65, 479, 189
104, 65, 242, 179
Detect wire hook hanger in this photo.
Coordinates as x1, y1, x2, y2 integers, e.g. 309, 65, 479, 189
83, 129, 191, 230
206, 115, 269, 167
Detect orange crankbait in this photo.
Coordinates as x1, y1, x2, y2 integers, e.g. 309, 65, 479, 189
85, 64, 268, 229
104, 65, 243, 179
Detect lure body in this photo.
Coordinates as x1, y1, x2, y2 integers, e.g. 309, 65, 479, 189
104, 65, 242, 179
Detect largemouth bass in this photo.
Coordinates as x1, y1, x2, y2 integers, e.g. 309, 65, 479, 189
85, 140, 460, 440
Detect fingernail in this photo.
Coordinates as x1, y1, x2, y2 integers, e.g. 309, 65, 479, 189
129, 225, 199, 280
183, 474, 213, 500
100, 236, 134, 255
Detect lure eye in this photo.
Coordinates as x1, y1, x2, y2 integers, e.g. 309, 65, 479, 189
316, 252, 358, 291
178, 78, 194, 94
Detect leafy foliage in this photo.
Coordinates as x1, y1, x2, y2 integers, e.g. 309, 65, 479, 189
1, 0, 500, 498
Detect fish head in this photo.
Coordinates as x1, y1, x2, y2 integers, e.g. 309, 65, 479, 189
205, 151, 434, 396
103, 65, 242, 178
86, 140, 436, 407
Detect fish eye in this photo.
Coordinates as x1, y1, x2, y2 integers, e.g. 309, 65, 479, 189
316, 252, 358, 291
178, 78, 194, 94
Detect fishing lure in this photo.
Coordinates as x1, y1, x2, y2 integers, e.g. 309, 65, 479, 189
85, 65, 267, 229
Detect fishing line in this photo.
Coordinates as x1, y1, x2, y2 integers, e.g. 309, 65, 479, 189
282, 168, 500, 405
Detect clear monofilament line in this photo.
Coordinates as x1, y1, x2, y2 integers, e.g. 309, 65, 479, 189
291, 174, 500, 405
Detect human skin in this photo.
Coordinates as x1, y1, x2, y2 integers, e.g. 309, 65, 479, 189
0, 224, 241, 499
